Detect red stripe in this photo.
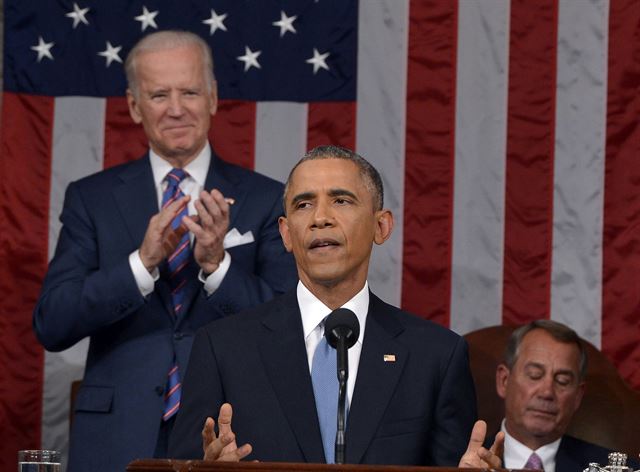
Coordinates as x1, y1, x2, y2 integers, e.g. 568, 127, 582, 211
104, 97, 148, 168
401, 0, 458, 327
0, 92, 54, 467
171, 279, 187, 294
307, 102, 356, 151
162, 401, 180, 420
165, 383, 181, 398
501, 0, 558, 325
210, 100, 256, 170
168, 240, 190, 263
168, 365, 178, 376
602, 0, 640, 390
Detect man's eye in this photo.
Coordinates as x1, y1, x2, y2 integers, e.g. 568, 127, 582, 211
335, 198, 350, 205
151, 94, 166, 100
555, 375, 573, 386
296, 202, 311, 210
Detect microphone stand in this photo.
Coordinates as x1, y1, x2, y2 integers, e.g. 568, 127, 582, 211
335, 335, 348, 464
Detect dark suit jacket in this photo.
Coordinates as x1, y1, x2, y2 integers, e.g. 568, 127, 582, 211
493, 433, 640, 471
169, 290, 477, 466
556, 435, 639, 472
33, 151, 297, 472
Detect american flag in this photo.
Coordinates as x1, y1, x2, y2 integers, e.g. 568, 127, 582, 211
1, 0, 638, 470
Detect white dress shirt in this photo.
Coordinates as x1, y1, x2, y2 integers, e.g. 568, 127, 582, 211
297, 280, 369, 407
128, 143, 231, 297
501, 419, 561, 472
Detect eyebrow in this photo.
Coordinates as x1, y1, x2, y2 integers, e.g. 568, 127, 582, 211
290, 188, 359, 208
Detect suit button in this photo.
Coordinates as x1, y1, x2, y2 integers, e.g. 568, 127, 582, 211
174, 332, 183, 340
155, 386, 164, 396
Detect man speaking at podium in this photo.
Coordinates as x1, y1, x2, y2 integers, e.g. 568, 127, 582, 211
170, 145, 502, 466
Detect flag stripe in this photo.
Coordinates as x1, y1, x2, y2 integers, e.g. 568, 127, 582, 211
449, 0, 510, 334
105, 97, 148, 168
355, 0, 408, 307
0, 92, 54, 468
211, 100, 256, 171
307, 102, 356, 152
254, 101, 307, 182
402, 0, 458, 326
502, 0, 559, 325
602, 0, 640, 389
550, 0, 609, 347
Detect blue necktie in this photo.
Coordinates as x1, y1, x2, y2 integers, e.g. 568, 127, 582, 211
161, 168, 190, 421
311, 328, 339, 463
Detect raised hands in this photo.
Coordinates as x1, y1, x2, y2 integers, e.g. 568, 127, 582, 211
458, 420, 505, 468
182, 189, 232, 274
202, 403, 252, 462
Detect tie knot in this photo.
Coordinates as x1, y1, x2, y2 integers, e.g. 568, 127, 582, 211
166, 168, 188, 188
524, 452, 544, 470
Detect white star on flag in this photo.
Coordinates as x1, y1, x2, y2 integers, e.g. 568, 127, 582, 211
237, 46, 262, 72
66, 3, 90, 29
134, 6, 159, 32
203, 9, 228, 35
97, 41, 123, 67
31, 36, 54, 62
272, 10, 297, 37
306, 48, 330, 74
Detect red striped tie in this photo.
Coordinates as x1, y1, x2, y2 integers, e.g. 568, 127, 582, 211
161, 168, 190, 421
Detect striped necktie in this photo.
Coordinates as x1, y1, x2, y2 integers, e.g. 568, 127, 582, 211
161, 168, 190, 421
311, 322, 339, 463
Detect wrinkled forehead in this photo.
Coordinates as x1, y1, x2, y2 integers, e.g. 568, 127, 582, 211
285, 158, 371, 203
516, 330, 581, 373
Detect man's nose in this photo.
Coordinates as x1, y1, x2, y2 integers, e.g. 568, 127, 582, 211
311, 201, 334, 228
167, 94, 184, 116
537, 375, 556, 399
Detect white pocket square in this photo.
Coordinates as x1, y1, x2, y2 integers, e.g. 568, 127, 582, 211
223, 228, 255, 249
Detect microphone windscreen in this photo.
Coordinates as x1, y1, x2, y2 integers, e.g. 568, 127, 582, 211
324, 308, 360, 350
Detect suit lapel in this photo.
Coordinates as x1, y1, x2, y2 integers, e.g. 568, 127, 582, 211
205, 152, 243, 231
346, 294, 408, 464
257, 292, 326, 463
112, 155, 158, 248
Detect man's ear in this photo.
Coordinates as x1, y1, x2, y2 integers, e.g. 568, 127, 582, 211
126, 89, 142, 124
373, 209, 394, 245
209, 80, 218, 116
496, 364, 510, 399
278, 216, 293, 253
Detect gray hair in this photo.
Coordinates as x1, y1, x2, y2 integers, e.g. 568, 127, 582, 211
125, 30, 215, 98
283, 145, 384, 213
504, 320, 588, 381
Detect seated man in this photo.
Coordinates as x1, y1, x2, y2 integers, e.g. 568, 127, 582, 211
495, 320, 638, 471
169, 145, 502, 467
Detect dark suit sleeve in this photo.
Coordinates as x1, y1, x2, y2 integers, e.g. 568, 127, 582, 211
429, 336, 477, 466
169, 327, 224, 459
33, 182, 145, 352
199, 181, 297, 315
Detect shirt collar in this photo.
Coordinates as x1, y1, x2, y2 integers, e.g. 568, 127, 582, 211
297, 280, 368, 346
149, 142, 211, 188
501, 419, 561, 471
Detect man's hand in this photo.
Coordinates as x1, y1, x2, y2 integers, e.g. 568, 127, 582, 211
202, 403, 252, 462
139, 195, 190, 272
458, 420, 504, 468
183, 189, 231, 274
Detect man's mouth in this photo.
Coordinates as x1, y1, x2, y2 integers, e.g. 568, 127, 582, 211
309, 238, 340, 249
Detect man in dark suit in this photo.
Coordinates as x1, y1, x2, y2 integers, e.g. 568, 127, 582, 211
33, 30, 296, 472
170, 145, 503, 467
495, 320, 638, 471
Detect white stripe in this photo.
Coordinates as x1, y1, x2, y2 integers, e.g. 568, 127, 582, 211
450, 0, 510, 334
254, 101, 308, 183
42, 96, 105, 468
356, 0, 409, 306
550, 0, 609, 348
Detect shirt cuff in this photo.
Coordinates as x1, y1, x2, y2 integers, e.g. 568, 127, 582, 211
200, 251, 231, 296
129, 250, 159, 297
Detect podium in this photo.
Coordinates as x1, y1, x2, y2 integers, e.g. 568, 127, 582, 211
127, 460, 504, 472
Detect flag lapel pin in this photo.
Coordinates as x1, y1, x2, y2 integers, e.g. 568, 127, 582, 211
383, 354, 396, 362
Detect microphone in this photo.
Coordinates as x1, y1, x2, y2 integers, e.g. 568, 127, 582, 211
323, 308, 360, 464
